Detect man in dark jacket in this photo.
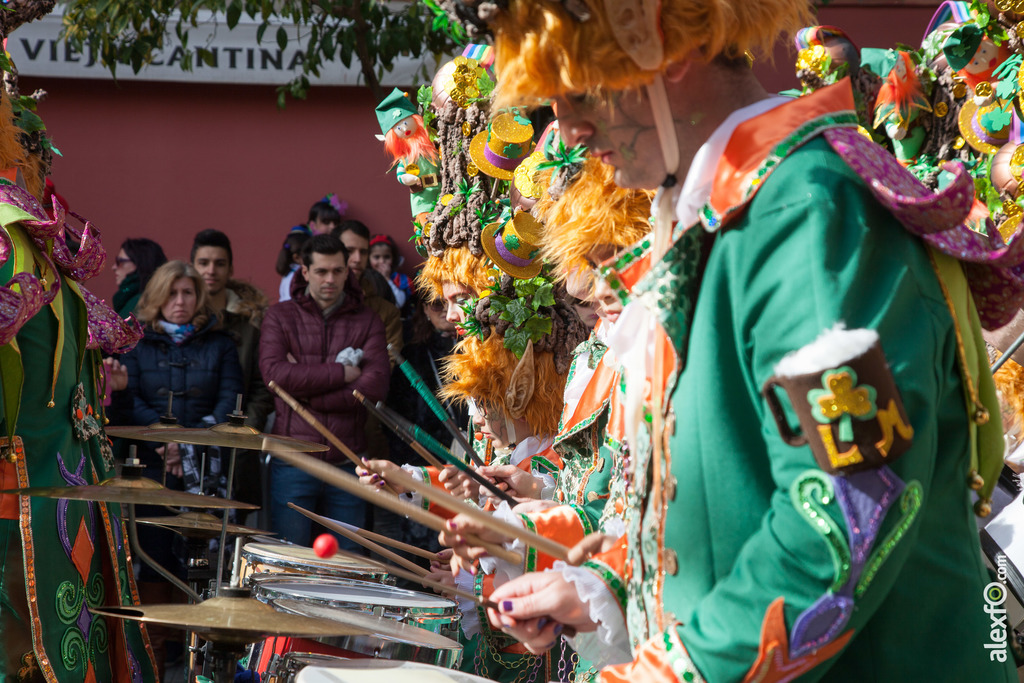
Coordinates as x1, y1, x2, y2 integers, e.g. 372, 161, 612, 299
259, 233, 390, 547
191, 228, 273, 506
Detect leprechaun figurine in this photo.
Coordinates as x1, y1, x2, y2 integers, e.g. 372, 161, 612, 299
376, 87, 441, 227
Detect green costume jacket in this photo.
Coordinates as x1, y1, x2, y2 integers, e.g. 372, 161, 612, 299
0, 182, 157, 682
590, 85, 1016, 682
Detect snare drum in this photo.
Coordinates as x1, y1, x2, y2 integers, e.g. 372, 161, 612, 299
250, 575, 459, 637
249, 598, 462, 673
240, 542, 391, 584
294, 659, 494, 683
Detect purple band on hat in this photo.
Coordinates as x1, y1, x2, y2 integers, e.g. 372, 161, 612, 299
494, 233, 533, 267
484, 145, 523, 171
973, 114, 1008, 146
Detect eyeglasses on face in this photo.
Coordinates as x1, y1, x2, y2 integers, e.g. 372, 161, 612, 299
114, 257, 133, 267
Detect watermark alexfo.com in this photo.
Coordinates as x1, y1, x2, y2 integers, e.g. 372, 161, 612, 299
984, 555, 1009, 663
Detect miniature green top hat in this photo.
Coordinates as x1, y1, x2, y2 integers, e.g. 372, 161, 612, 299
376, 88, 418, 135
943, 23, 983, 72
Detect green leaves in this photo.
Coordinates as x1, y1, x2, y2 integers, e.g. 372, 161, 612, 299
59, 0, 461, 106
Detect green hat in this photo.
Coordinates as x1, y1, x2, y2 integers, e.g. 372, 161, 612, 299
376, 88, 418, 135
943, 23, 984, 72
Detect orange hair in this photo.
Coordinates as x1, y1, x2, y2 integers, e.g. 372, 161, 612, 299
416, 247, 495, 301
491, 0, 811, 106
535, 157, 653, 280
383, 114, 439, 167
994, 359, 1024, 433
0, 91, 44, 201
441, 334, 566, 437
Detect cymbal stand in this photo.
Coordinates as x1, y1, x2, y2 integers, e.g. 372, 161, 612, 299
185, 535, 215, 682
215, 396, 246, 596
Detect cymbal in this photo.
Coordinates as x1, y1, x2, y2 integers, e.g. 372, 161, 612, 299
136, 511, 271, 538
107, 422, 328, 453
1, 476, 258, 509
90, 592, 367, 646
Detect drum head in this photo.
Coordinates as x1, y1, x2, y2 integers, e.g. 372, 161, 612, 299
272, 599, 460, 652
253, 575, 455, 611
242, 543, 386, 577
295, 659, 493, 683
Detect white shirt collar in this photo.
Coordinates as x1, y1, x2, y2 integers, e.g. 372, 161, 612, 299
660, 96, 790, 228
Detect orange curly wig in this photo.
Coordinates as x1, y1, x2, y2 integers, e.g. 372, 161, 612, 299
416, 247, 496, 301
441, 334, 566, 437
535, 157, 653, 280
491, 0, 812, 106
0, 92, 44, 201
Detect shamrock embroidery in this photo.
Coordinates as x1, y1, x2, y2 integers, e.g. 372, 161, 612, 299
807, 367, 877, 443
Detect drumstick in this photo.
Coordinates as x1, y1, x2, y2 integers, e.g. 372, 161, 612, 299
267, 381, 400, 496
266, 446, 522, 564
329, 545, 499, 610
288, 503, 429, 577
380, 466, 571, 563
392, 347, 484, 466
351, 390, 444, 469
355, 390, 518, 507
320, 518, 440, 563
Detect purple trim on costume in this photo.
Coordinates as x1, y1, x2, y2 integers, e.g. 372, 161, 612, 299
824, 126, 1024, 329
58, 451, 94, 553
788, 467, 905, 658
80, 285, 144, 354
483, 145, 523, 171
128, 645, 144, 683
494, 234, 533, 267
835, 468, 903, 568
77, 603, 92, 634
789, 593, 854, 659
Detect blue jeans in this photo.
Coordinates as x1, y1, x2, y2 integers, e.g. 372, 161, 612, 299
269, 459, 367, 550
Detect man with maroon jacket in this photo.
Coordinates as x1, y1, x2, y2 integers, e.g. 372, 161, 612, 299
260, 233, 390, 547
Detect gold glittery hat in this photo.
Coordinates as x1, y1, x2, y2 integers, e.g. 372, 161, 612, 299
513, 149, 547, 201
481, 209, 544, 279
469, 112, 534, 180
958, 100, 1011, 155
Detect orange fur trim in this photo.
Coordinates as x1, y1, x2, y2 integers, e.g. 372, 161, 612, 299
441, 335, 566, 436
535, 157, 653, 279
994, 358, 1024, 432
0, 92, 43, 201
416, 247, 495, 300
491, 0, 812, 106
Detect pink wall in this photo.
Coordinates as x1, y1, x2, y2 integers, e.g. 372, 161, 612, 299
22, 2, 941, 305
26, 77, 419, 304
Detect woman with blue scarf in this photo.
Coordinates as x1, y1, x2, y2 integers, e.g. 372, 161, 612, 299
119, 259, 242, 676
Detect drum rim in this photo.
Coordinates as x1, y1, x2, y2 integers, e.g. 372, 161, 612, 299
250, 575, 458, 612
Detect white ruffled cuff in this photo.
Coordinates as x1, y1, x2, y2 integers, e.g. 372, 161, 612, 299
454, 569, 481, 640
477, 501, 525, 582
536, 471, 556, 500
399, 464, 429, 509
552, 560, 632, 668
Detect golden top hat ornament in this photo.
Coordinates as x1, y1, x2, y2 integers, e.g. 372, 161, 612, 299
481, 209, 544, 278
469, 111, 534, 180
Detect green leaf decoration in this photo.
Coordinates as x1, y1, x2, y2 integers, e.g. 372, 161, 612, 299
512, 110, 531, 127
502, 299, 533, 327
536, 139, 588, 171
503, 326, 531, 357
524, 315, 553, 339
504, 233, 521, 251
532, 281, 555, 307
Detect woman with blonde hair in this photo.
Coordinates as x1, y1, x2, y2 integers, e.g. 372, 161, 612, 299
119, 260, 242, 672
